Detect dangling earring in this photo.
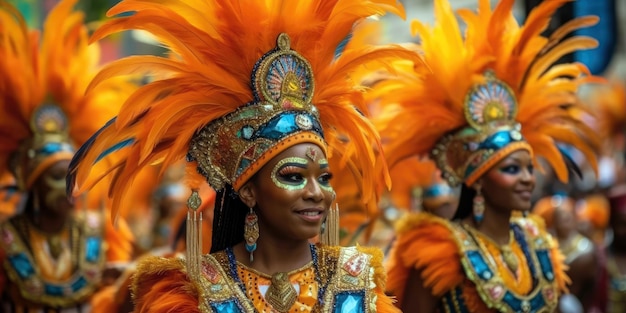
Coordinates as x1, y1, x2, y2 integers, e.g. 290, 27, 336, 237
473, 184, 484, 224
244, 207, 259, 262
320, 204, 339, 246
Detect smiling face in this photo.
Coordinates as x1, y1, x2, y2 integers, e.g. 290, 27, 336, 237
480, 150, 536, 213
239, 143, 334, 241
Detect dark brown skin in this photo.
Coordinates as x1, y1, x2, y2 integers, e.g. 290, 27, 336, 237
28, 159, 73, 233
610, 207, 626, 286
552, 203, 598, 309
236, 143, 334, 276
400, 150, 535, 312
565, 248, 597, 310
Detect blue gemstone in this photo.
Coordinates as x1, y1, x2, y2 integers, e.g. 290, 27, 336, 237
85, 237, 101, 262
479, 130, 513, 150
236, 158, 251, 176
536, 250, 555, 281
256, 112, 323, 141
210, 300, 242, 313
45, 283, 64, 296
423, 184, 452, 198
502, 289, 545, 312
241, 126, 254, 139
467, 251, 492, 281
334, 291, 365, 313
39, 142, 74, 156
9, 253, 35, 278
40, 142, 63, 155
72, 276, 87, 292
491, 132, 510, 147
258, 114, 299, 140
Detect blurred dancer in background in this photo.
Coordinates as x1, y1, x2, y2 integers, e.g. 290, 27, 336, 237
534, 194, 598, 312
0, 0, 135, 311
377, 0, 600, 311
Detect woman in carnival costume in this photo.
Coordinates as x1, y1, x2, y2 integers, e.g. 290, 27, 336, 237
376, 0, 601, 311
66, 0, 419, 312
533, 194, 597, 311
0, 0, 135, 311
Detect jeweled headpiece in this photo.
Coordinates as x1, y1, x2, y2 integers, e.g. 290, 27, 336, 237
12, 105, 75, 190
432, 71, 530, 186
188, 34, 325, 191
372, 0, 601, 187
0, 0, 127, 191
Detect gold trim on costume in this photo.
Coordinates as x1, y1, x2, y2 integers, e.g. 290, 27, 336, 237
447, 217, 559, 313
194, 246, 379, 312
0, 212, 105, 308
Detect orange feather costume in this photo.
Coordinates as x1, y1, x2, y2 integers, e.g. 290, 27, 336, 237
375, 0, 600, 312
0, 0, 135, 310
65, 0, 419, 312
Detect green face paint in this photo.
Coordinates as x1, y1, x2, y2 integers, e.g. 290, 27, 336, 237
317, 158, 334, 193
270, 156, 334, 193
271, 157, 309, 190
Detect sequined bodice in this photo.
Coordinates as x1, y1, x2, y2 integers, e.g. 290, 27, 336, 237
195, 245, 379, 313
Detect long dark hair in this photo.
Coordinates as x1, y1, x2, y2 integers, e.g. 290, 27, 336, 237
210, 184, 248, 253
452, 184, 475, 221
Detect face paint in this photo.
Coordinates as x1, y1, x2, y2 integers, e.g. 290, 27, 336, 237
251, 144, 334, 241
44, 174, 67, 190
317, 158, 334, 194
271, 157, 309, 190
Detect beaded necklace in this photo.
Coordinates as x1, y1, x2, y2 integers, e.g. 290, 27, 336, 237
225, 243, 328, 311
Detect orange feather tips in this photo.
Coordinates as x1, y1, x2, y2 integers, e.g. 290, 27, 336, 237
69, 0, 415, 220
372, 0, 600, 187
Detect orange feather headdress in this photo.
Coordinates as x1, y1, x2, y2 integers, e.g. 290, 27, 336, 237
0, 0, 128, 191
374, 0, 601, 188
67, 0, 418, 214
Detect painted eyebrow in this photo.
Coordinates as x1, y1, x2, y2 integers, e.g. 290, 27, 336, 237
503, 156, 532, 165
278, 162, 308, 169
318, 159, 329, 169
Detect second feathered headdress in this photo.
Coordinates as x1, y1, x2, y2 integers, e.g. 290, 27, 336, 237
374, 0, 601, 187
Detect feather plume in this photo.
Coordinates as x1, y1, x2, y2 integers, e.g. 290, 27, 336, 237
68, 0, 414, 221
372, 0, 600, 184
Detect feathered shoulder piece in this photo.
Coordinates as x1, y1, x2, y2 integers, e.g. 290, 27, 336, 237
67, 0, 420, 217
374, 0, 601, 187
0, 0, 129, 190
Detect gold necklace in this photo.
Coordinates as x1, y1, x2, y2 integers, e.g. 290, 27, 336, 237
236, 260, 313, 312
266, 272, 298, 312
466, 226, 519, 274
